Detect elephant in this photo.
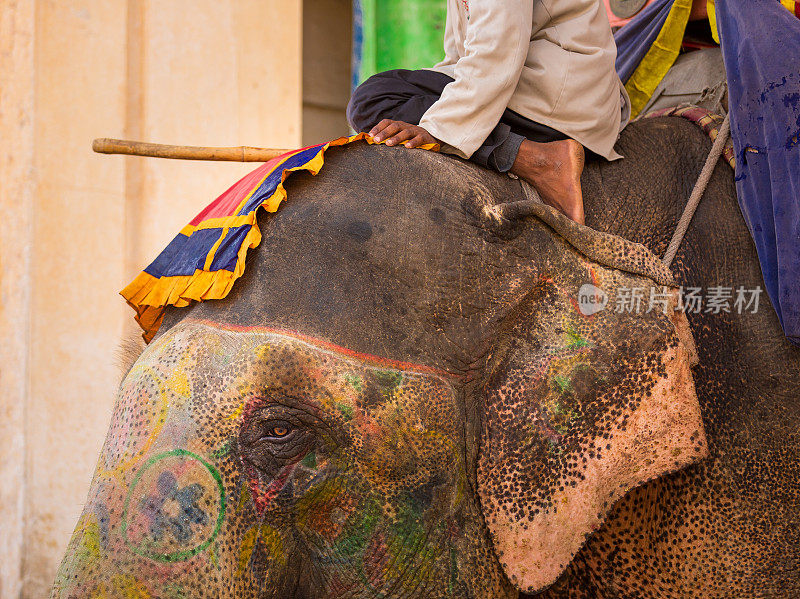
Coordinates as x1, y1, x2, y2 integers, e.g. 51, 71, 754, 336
52, 116, 799, 598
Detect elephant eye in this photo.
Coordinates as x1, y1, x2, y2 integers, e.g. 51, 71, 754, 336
259, 420, 295, 442
270, 425, 289, 437
238, 404, 321, 476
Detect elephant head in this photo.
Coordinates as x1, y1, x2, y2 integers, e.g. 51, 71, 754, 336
53, 144, 706, 598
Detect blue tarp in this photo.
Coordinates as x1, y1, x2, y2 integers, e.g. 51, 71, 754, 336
717, 0, 800, 343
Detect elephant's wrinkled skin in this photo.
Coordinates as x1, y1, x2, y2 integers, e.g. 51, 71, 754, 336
53, 118, 799, 598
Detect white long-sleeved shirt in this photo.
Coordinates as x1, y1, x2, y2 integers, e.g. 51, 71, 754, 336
418, 0, 630, 161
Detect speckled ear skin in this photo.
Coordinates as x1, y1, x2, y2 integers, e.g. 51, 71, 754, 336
477, 258, 708, 595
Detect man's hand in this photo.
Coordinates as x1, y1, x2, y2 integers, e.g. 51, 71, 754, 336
369, 119, 437, 148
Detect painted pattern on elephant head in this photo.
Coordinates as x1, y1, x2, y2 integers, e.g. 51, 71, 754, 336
53, 320, 513, 598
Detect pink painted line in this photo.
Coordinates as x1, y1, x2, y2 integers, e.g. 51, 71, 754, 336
188, 319, 460, 379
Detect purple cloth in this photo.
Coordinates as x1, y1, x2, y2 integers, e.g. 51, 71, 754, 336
717, 0, 800, 344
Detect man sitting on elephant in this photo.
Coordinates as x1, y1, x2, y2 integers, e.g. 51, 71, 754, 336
347, 0, 630, 225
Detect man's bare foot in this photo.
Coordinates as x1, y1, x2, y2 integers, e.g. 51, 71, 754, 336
510, 138, 585, 224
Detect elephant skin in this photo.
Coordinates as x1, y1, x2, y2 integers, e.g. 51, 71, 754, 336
52, 117, 799, 598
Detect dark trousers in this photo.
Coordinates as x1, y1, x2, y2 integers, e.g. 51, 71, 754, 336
346, 69, 567, 173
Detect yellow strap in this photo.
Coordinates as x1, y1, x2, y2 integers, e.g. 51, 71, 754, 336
707, 0, 719, 43
625, 0, 693, 118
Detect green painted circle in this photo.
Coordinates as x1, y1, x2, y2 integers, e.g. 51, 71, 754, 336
121, 449, 226, 562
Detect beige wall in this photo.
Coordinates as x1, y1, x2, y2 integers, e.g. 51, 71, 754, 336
0, 1, 303, 597
0, 4, 35, 598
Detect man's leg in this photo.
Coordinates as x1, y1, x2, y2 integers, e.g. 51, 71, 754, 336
478, 110, 586, 225
349, 71, 586, 224
347, 69, 454, 133
512, 138, 585, 224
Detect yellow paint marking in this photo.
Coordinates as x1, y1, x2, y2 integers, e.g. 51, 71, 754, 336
96, 364, 171, 483
166, 366, 191, 399
227, 403, 245, 422
254, 343, 273, 361
88, 583, 110, 599
236, 526, 259, 577
111, 574, 152, 599
237, 524, 286, 577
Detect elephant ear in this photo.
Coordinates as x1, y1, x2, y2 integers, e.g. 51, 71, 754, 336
478, 254, 707, 594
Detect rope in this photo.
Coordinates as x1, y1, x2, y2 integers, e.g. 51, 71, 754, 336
661, 112, 731, 267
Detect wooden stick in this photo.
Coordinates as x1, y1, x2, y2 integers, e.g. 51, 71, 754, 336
92, 138, 292, 162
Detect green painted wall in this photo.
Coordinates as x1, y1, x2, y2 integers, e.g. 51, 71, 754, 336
353, 0, 447, 87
